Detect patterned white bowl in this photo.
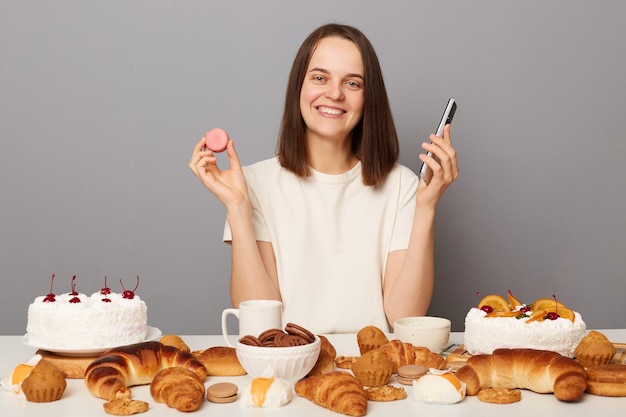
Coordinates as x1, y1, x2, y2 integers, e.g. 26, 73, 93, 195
236, 336, 321, 383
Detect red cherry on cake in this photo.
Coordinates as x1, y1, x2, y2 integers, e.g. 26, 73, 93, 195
120, 276, 140, 299
68, 275, 81, 303
100, 276, 112, 295
480, 305, 494, 314
545, 311, 560, 320
43, 274, 56, 302
68, 275, 79, 296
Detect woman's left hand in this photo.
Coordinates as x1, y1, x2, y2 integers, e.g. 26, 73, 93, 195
417, 124, 459, 206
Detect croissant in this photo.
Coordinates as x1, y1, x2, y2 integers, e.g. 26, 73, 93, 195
378, 340, 446, 373
295, 371, 367, 417
150, 367, 205, 412
84, 341, 207, 401
456, 348, 587, 402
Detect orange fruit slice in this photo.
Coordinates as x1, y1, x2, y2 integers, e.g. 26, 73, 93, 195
525, 309, 546, 323
477, 294, 511, 312
507, 290, 523, 310
543, 306, 576, 322
485, 311, 520, 318
532, 298, 569, 312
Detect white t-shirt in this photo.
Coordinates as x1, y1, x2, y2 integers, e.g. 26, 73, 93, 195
224, 157, 418, 334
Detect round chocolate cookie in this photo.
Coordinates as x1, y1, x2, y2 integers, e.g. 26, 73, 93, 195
284, 323, 315, 343
273, 332, 308, 347
258, 328, 283, 344
239, 335, 262, 346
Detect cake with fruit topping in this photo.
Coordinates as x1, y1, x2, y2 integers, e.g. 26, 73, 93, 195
26, 275, 148, 350
463, 291, 586, 358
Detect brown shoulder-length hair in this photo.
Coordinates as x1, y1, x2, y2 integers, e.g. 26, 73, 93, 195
277, 23, 399, 186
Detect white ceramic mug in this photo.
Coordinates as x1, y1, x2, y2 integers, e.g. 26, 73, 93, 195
221, 299, 283, 347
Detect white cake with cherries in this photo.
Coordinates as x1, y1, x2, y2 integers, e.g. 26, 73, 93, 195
463, 292, 586, 358
26, 277, 148, 350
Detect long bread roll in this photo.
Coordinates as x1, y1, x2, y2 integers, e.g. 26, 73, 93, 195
456, 348, 587, 401
84, 341, 207, 400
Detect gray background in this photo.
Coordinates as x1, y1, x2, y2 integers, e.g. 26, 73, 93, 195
1, 1, 625, 336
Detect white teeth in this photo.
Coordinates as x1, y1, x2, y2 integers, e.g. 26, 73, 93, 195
319, 107, 343, 115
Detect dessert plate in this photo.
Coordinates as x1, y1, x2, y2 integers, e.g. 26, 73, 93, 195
21, 326, 162, 357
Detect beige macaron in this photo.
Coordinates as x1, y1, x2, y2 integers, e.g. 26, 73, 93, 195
206, 382, 238, 403
397, 364, 427, 385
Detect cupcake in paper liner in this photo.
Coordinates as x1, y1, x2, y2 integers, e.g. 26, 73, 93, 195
21, 358, 67, 402
412, 368, 466, 404
351, 349, 393, 387
574, 330, 616, 367
0, 354, 42, 395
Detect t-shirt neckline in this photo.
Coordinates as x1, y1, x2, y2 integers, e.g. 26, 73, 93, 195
310, 161, 362, 185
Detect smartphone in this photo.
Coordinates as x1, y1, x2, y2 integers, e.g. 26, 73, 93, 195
419, 98, 457, 184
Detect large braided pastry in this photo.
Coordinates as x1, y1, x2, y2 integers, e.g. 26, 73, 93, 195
84, 341, 207, 400
456, 348, 587, 401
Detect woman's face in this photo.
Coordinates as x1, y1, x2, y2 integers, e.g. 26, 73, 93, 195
300, 36, 364, 144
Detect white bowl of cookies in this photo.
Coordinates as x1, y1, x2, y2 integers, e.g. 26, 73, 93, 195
235, 323, 321, 384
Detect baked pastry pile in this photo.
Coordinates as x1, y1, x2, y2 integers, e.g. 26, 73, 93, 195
5, 325, 624, 415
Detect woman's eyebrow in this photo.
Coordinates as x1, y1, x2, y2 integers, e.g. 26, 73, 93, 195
308, 67, 364, 80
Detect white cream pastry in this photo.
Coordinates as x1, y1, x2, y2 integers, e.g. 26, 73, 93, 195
242, 377, 292, 408
412, 369, 466, 404
0, 354, 41, 394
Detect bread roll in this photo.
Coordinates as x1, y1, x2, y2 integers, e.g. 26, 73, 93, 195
84, 341, 207, 401
356, 326, 389, 355
456, 348, 587, 401
196, 346, 246, 376
159, 335, 190, 353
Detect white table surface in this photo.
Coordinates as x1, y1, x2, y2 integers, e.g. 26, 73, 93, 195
1, 330, 625, 417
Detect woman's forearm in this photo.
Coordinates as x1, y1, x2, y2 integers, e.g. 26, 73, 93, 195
383, 204, 436, 326
227, 202, 281, 307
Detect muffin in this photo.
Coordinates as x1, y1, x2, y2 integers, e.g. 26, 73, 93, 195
351, 349, 393, 387
356, 326, 389, 355
21, 359, 67, 402
575, 330, 616, 367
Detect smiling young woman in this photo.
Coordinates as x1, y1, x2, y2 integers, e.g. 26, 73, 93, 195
189, 23, 459, 334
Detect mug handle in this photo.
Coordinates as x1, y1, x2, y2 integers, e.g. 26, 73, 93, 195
221, 308, 239, 348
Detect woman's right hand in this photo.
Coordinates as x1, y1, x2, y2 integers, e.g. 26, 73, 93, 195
188, 134, 249, 209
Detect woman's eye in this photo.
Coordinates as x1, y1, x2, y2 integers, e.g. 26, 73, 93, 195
313, 75, 326, 82
346, 80, 361, 89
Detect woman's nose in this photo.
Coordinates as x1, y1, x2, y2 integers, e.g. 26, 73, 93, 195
325, 81, 344, 101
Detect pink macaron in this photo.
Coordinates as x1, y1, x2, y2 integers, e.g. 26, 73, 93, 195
204, 128, 229, 153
